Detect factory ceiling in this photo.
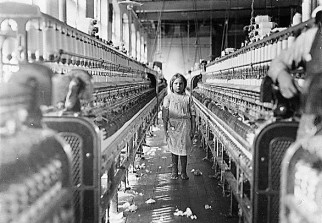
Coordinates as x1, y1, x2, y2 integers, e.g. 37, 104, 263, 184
131, 0, 302, 37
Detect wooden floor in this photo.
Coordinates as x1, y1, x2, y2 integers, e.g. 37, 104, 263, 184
112, 117, 239, 223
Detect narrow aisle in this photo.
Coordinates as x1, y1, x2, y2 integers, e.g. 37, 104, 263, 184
118, 115, 238, 223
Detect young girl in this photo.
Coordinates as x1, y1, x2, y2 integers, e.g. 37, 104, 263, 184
162, 73, 196, 180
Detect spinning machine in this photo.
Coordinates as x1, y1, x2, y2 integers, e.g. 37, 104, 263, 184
0, 2, 166, 223
188, 14, 322, 223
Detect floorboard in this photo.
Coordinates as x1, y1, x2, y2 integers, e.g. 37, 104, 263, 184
113, 117, 239, 223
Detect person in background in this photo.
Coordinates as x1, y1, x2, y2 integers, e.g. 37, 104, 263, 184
162, 73, 196, 180
268, 8, 322, 138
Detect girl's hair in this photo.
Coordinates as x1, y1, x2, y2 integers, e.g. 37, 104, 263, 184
169, 73, 187, 93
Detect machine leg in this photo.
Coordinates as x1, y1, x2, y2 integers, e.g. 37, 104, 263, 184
105, 204, 109, 223
110, 193, 118, 214
228, 191, 238, 218
125, 170, 130, 191
106, 164, 118, 222
137, 145, 142, 157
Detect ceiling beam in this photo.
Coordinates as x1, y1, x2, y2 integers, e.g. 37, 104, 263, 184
137, 6, 292, 21
135, 0, 296, 14
135, 0, 299, 38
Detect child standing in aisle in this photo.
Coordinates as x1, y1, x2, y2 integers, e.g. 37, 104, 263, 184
162, 73, 196, 180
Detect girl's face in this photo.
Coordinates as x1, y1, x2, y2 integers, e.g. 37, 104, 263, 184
173, 77, 185, 94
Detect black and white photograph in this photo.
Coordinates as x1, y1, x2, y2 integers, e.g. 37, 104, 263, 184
0, 0, 321, 222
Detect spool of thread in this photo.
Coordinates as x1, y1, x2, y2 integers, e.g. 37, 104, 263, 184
60, 28, 68, 64
2, 37, 16, 64
74, 33, 79, 55
83, 37, 89, 66
66, 30, 73, 64
282, 38, 288, 50
260, 46, 265, 63
43, 25, 57, 61
276, 40, 282, 56
302, 0, 311, 22
267, 43, 272, 60
69, 31, 76, 64
255, 47, 259, 63
271, 42, 277, 59
26, 22, 39, 62
77, 34, 83, 65
55, 26, 62, 57
292, 13, 302, 26
288, 35, 295, 48
2, 21, 17, 64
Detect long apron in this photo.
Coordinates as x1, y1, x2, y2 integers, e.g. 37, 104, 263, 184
167, 117, 192, 156
163, 93, 195, 156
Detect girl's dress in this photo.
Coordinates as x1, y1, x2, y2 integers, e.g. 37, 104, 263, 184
163, 92, 195, 156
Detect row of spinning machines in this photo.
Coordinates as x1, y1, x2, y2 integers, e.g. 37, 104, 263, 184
0, 2, 167, 223
187, 12, 322, 223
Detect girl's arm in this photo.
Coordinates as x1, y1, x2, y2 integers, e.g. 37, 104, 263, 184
191, 115, 196, 138
162, 107, 169, 132
162, 96, 170, 138
189, 96, 196, 138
